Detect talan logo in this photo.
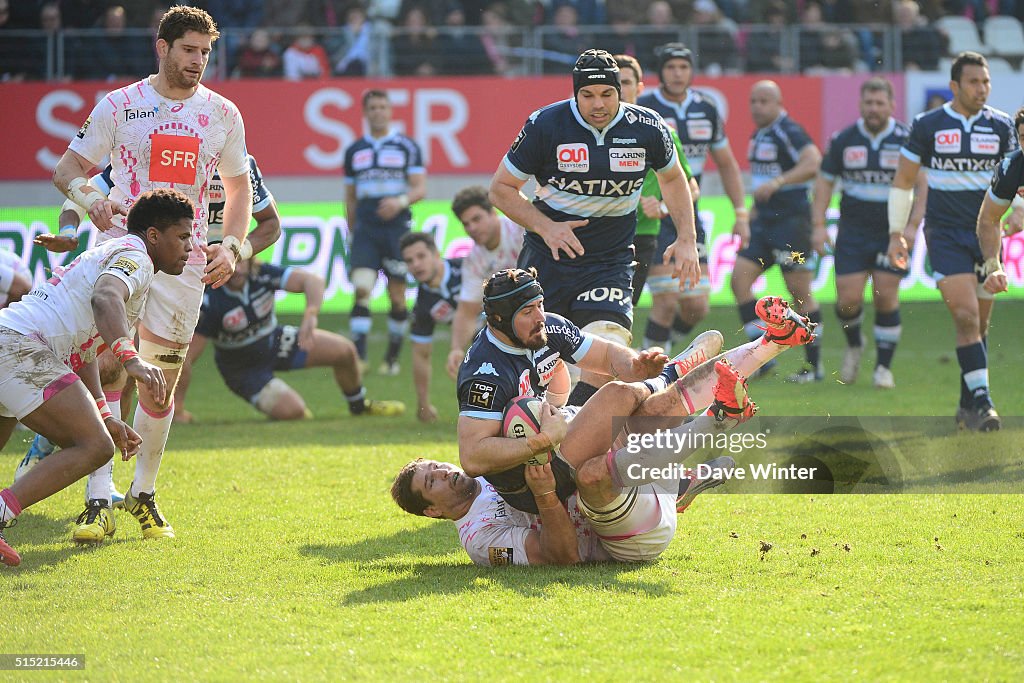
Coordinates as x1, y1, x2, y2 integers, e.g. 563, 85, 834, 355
124, 108, 156, 121
556, 143, 589, 172
934, 129, 961, 153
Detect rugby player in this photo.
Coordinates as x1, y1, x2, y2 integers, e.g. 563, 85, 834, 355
453, 267, 816, 516
975, 105, 1024, 298
635, 43, 748, 354
888, 52, 1018, 431
811, 78, 926, 388
0, 249, 31, 309
0, 189, 194, 565
731, 80, 824, 383
343, 89, 427, 376
51, 6, 255, 540
400, 232, 464, 422
489, 49, 700, 408
444, 186, 524, 380
173, 259, 405, 422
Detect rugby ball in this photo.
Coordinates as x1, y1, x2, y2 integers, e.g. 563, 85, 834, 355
502, 395, 553, 466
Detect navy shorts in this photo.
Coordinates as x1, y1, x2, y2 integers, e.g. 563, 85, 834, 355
350, 226, 409, 277
519, 240, 634, 331
738, 213, 814, 273
925, 228, 985, 282
215, 325, 308, 404
833, 227, 908, 277
655, 214, 709, 264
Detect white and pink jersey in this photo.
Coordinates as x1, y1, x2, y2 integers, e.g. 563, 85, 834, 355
454, 478, 611, 566
0, 235, 154, 371
458, 216, 525, 304
68, 77, 248, 265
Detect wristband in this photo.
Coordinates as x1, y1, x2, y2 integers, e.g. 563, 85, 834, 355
397, 194, 410, 209
981, 257, 1004, 277
526, 433, 553, 455
734, 206, 749, 218
110, 336, 139, 365
67, 177, 104, 212
59, 224, 77, 238
221, 235, 243, 262
239, 238, 253, 260
888, 186, 914, 234
533, 490, 557, 498
1012, 195, 1024, 211
96, 397, 113, 421
773, 177, 784, 189
659, 201, 669, 217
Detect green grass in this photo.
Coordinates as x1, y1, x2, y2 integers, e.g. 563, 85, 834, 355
2, 302, 1023, 680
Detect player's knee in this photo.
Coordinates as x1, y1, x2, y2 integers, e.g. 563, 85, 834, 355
255, 378, 306, 420
80, 430, 116, 469
678, 295, 709, 320
350, 268, 377, 301
951, 305, 979, 331
601, 380, 646, 412
576, 457, 611, 490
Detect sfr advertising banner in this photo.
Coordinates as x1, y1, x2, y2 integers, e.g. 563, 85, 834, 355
2, 75, 821, 179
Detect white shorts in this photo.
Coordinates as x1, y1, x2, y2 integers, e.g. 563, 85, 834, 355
577, 482, 678, 563
141, 264, 205, 344
0, 327, 80, 419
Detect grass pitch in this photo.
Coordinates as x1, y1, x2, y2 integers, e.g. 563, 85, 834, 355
2, 301, 1022, 680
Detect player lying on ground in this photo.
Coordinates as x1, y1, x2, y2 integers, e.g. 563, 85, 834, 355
391, 359, 757, 566
0, 189, 194, 566
174, 258, 405, 421
456, 266, 817, 516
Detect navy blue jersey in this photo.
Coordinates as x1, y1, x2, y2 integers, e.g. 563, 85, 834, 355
343, 132, 424, 231
94, 155, 272, 244
456, 313, 593, 421
195, 263, 292, 349
903, 103, 1018, 231
820, 118, 910, 237
988, 149, 1024, 206
207, 155, 274, 243
636, 88, 728, 184
748, 112, 814, 220
410, 258, 463, 344
503, 99, 676, 265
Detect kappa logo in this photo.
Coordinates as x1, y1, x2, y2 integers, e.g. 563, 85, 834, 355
475, 362, 499, 376
556, 143, 589, 172
934, 129, 961, 153
612, 137, 638, 144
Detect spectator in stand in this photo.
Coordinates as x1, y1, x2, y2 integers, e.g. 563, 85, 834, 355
691, 0, 739, 74
437, 6, 490, 74
895, 0, 945, 71
541, 4, 590, 74
86, 5, 155, 80
480, 3, 522, 76
546, 0, 607, 25
235, 28, 283, 78
391, 4, 439, 76
264, 0, 317, 28
744, 0, 791, 72
283, 27, 331, 80
747, 0, 798, 22
205, 0, 265, 73
799, 1, 858, 73
638, 1, 681, 72
592, 6, 639, 59
333, 4, 372, 76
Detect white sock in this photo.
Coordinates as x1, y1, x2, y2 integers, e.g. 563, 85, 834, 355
86, 459, 113, 504
131, 402, 174, 496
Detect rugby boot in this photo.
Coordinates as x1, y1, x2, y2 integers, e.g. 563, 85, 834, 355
677, 455, 736, 513
709, 359, 758, 423
72, 500, 116, 545
124, 487, 175, 540
755, 296, 818, 346
0, 520, 20, 567
873, 365, 896, 389
785, 364, 824, 384
840, 339, 864, 384
363, 399, 406, 416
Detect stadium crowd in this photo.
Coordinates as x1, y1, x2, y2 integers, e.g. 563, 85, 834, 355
6, 0, 1024, 80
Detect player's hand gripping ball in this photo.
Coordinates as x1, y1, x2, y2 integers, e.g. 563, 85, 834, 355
502, 395, 554, 466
